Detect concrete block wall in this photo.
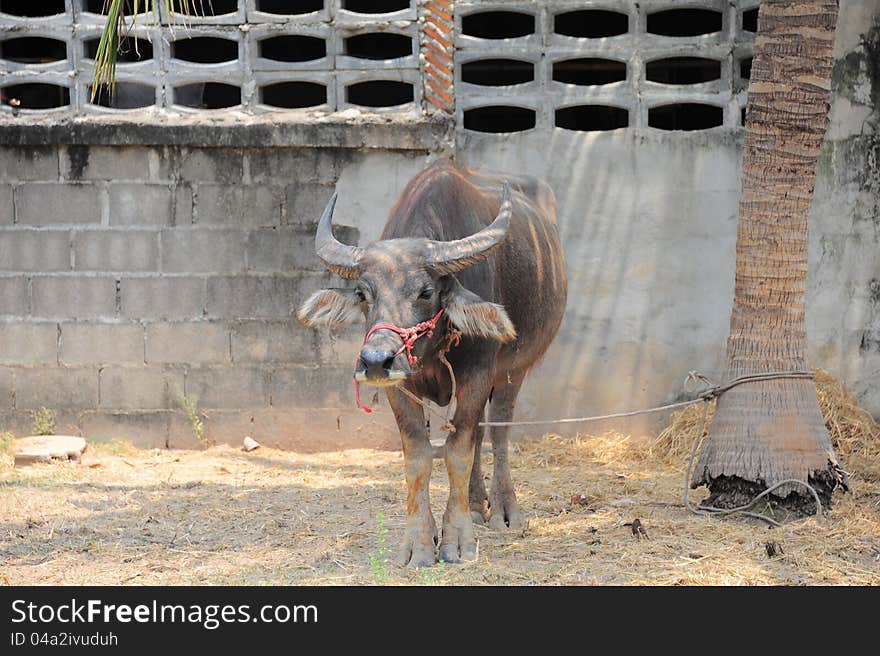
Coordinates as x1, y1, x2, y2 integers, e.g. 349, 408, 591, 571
0, 1, 423, 113
457, 0, 880, 432
0, 0, 878, 451
0, 141, 438, 449
806, 1, 880, 411
455, 0, 758, 131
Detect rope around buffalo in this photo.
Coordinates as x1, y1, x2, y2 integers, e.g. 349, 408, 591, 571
402, 368, 825, 526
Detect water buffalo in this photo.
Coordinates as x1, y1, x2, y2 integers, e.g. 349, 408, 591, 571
297, 159, 567, 567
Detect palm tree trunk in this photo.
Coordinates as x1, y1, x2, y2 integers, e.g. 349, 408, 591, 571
692, 0, 846, 512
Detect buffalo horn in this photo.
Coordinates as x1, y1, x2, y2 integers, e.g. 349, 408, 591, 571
315, 192, 363, 280
424, 181, 512, 274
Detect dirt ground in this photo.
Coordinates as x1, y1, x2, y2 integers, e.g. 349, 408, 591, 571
2, 429, 878, 586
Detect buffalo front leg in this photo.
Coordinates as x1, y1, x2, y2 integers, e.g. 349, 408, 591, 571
468, 423, 490, 524
440, 388, 489, 563
488, 372, 527, 530
440, 423, 478, 563
387, 386, 436, 568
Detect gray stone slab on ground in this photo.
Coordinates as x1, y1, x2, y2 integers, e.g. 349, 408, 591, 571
13, 435, 87, 467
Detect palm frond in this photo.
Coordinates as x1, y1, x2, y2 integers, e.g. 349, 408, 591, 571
91, 1, 200, 103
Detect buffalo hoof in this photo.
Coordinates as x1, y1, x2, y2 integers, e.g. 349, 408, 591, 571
438, 515, 478, 564
438, 538, 477, 564
488, 493, 526, 530
470, 499, 489, 525
396, 549, 436, 569
395, 540, 437, 569
395, 521, 438, 569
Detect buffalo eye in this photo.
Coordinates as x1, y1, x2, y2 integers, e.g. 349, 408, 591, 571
418, 287, 434, 301
355, 288, 367, 303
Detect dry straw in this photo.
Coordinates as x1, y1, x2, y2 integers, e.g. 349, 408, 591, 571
1, 369, 877, 585
656, 368, 880, 477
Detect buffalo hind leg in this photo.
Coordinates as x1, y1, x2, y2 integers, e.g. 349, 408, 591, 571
387, 387, 437, 568
488, 372, 526, 530
468, 423, 489, 524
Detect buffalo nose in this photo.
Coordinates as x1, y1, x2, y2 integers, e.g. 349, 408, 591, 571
359, 350, 397, 379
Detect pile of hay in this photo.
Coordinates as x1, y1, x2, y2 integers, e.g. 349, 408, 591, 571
654, 368, 880, 480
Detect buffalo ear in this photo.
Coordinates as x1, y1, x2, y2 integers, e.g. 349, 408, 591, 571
297, 289, 362, 328
441, 277, 516, 343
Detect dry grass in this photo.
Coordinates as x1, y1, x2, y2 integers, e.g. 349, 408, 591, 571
1, 371, 878, 586
656, 368, 880, 475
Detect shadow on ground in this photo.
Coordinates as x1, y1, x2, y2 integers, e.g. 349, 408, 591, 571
1, 435, 878, 585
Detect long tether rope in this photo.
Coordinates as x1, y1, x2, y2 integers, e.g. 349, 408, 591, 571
353, 315, 825, 525
477, 370, 816, 427
404, 366, 825, 526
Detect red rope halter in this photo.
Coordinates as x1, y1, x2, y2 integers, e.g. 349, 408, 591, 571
354, 309, 449, 413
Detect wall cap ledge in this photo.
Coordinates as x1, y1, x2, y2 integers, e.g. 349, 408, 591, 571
0, 110, 453, 150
